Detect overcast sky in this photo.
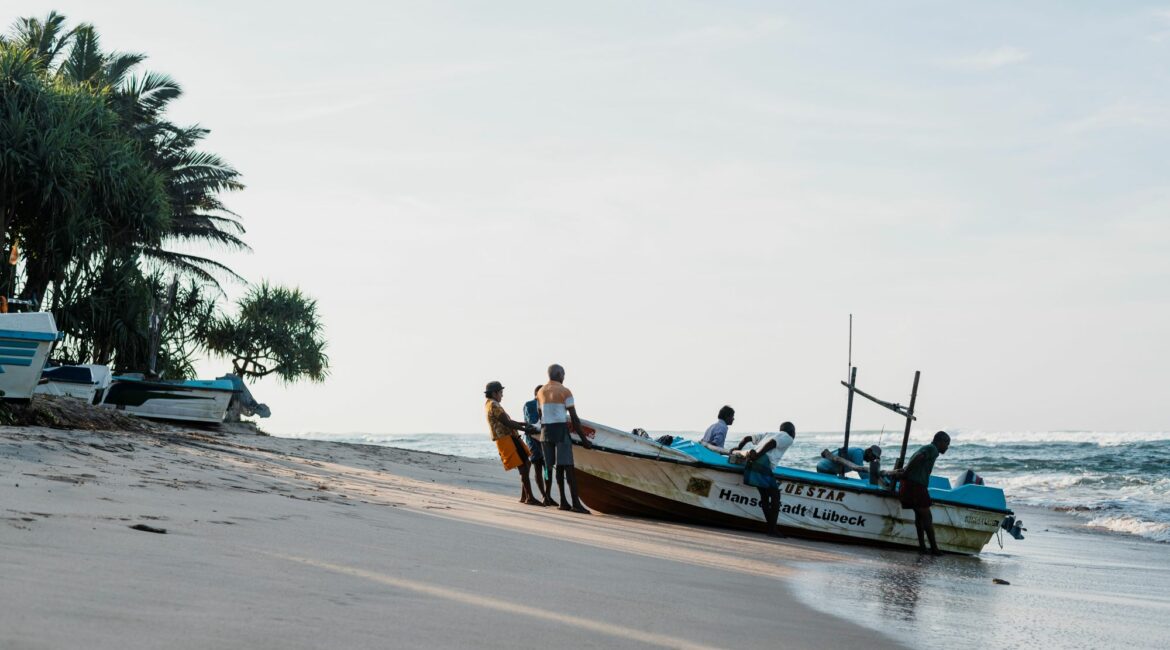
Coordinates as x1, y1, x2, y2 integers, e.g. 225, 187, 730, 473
13, 1, 1170, 436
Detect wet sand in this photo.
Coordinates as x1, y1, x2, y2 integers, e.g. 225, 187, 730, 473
0, 425, 900, 649
787, 504, 1170, 649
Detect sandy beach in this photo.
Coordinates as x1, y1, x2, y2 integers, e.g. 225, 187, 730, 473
5, 420, 1169, 649
1, 422, 904, 650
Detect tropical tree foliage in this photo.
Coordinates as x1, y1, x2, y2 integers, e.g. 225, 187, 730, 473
0, 12, 326, 387
206, 282, 330, 384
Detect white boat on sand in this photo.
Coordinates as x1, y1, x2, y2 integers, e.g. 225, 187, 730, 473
572, 420, 1015, 555
36, 364, 113, 403
99, 375, 234, 424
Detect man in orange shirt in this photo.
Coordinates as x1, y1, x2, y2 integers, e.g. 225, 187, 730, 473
484, 381, 541, 506
537, 364, 592, 513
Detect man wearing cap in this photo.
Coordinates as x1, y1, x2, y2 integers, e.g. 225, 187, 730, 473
816, 445, 882, 480
484, 381, 541, 506
893, 431, 951, 555
537, 364, 592, 514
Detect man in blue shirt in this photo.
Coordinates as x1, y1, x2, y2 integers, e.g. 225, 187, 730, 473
816, 445, 881, 480
700, 406, 735, 452
522, 384, 552, 505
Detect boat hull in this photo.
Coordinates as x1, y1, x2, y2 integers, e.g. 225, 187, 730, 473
99, 378, 233, 424
572, 423, 1006, 555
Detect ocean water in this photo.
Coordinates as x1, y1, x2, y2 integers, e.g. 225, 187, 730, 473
286, 429, 1170, 544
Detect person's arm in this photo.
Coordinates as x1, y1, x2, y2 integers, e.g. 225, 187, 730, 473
500, 409, 536, 434
567, 405, 591, 448
746, 437, 779, 462
734, 435, 753, 451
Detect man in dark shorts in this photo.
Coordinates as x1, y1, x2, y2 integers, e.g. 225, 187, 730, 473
896, 431, 951, 555
536, 364, 592, 514
522, 385, 552, 505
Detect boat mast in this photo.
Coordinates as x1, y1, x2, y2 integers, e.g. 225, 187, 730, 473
839, 314, 855, 476
894, 370, 921, 471
840, 366, 857, 477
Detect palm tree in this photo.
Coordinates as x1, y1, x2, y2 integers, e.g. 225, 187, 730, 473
6, 12, 249, 296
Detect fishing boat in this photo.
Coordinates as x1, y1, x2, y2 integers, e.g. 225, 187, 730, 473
36, 364, 113, 403
570, 369, 1022, 555
0, 312, 62, 401
98, 375, 234, 424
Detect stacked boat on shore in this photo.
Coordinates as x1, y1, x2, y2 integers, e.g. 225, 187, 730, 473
0, 312, 62, 401
1, 310, 265, 425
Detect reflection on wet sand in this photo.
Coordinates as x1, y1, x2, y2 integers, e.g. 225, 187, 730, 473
788, 507, 1170, 650
876, 561, 922, 621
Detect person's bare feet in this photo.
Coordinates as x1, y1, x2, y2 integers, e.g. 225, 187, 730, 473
558, 503, 572, 511
571, 505, 591, 515
523, 497, 545, 506
541, 497, 556, 507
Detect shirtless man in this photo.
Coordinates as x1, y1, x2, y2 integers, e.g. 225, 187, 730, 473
536, 364, 592, 514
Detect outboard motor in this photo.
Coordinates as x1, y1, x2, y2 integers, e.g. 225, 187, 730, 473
1001, 515, 1026, 540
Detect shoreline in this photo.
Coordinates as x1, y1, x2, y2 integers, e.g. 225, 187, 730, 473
1, 423, 903, 649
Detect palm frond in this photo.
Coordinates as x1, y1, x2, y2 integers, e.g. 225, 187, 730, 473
102, 51, 146, 86
60, 24, 103, 84
140, 248, 247, 285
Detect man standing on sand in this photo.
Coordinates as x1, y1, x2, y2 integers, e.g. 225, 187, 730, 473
733, 422, 796, 537
537, 364, 592, 514
483, 381, 542, 506
522, 385, 552, 505
700, 406, 735, 453
894, 431, 951, 555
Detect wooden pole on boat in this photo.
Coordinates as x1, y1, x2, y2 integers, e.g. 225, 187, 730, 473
840, 366, 857, 477
894, 370, 920, 471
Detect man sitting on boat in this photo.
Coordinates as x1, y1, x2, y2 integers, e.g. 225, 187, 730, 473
699, 406, 735, 453
484, 381, 542, 506
732, 422, 796, 537
816, 445, 881, 480
893, 431, 950, 555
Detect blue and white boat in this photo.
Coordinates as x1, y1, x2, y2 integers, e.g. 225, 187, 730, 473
0, 312, 61, 401
573, 420, 1017, 555
99, 375, 235, 424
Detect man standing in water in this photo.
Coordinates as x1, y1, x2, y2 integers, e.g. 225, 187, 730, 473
522, 385, 552, 505
537, 364, 592, 514
895, 431, 951, 555
483, 381, 541, 506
